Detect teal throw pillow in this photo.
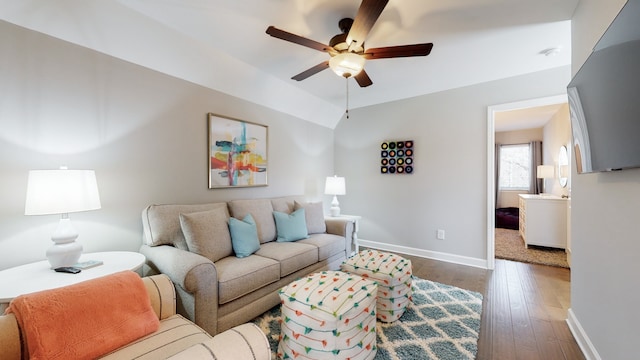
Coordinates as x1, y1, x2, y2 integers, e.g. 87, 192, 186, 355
228, 214, 260, 258
274, 208, 309, 242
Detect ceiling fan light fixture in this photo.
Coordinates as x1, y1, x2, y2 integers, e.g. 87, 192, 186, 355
329, 52, 365, 78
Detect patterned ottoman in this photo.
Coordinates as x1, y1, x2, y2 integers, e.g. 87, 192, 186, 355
341, 250, 413, 322
278, 271, 377, 360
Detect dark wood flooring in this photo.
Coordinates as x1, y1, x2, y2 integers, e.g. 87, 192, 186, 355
397, 253, 585, 360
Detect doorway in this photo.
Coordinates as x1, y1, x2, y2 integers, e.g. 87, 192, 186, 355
486, 95, 568, 270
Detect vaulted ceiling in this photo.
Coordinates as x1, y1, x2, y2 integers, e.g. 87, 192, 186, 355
0, 0, 578, 128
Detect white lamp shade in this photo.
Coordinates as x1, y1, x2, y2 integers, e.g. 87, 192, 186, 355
536, 165, 554, 179
25, 169, 101, 215
329, 52, 365, 78
324, 176, 346, 195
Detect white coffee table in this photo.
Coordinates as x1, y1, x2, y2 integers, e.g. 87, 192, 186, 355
0, 251, 145, 311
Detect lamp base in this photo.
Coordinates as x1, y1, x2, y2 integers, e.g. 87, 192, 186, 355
47, 217, 83, 269
330, 195, 341, 217
47, 241, 83, 269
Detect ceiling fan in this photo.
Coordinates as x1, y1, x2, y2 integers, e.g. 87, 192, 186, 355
266, 0, 433, 87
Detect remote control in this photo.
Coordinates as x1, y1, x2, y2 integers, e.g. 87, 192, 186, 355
54, 267, 81, 274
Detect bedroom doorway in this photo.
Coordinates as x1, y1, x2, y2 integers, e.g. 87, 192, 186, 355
486, 95, 568, 270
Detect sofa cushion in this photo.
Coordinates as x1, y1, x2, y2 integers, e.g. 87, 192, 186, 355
142, 202, 228, 249
179, 208, 233, 262
294, 201, 327, 234
273, 209, 309, 242
228, 214, 261, 258
99, 315, 211, 360
255, 242, 318, 277
216, 255, 280, 304
297, 233, 346, 261
228, 199, 276, 243
271, 195, 306, 213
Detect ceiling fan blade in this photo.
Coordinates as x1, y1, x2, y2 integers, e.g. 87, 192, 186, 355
363, 43, 434, 59
347, 0, 389, 50
266, 26, 333, 53
292, 61, 330, 81
354, 69, 373, 87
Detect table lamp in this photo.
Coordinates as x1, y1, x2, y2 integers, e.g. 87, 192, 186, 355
536, 165, 554, 194
324, 175, 346, 217
25, 168, 101, 269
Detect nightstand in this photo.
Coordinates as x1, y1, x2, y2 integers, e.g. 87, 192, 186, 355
0, 251, 145, 312
327, 214, 361, 255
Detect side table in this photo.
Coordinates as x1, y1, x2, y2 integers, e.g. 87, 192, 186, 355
0, 251, 145, 312
327, 214, 361, 255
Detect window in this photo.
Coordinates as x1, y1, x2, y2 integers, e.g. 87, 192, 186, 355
499, 144, 531, 190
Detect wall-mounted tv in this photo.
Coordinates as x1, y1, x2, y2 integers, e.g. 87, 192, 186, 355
567, 0, 640, 174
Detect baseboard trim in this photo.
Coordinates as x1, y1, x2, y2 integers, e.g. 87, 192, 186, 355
358, 239, 488, 269
566, 308, 601, 360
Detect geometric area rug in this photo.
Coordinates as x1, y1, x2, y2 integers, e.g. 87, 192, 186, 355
251, 277, 484, 360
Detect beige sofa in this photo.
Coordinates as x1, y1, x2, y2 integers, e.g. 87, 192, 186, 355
0, 273, 270, 360
140, 195, 353, 335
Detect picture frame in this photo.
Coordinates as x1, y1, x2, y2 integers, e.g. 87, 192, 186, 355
208, 113, 268, 188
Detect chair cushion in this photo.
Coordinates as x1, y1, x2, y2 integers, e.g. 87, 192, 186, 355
228, 199, 276, 243
294, 201, 327, 234
228, 214, 261, 258
273, 209, 309, 242
255, 242, 318, 277
297, 233, 346, 260
216, 255, 280, 304
99, 315, 211, 359
180, 207, 233, 262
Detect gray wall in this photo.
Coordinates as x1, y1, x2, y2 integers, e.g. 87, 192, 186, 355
570, 0, 640, 358
333, 66, 570, 265
0, 21, 334, 270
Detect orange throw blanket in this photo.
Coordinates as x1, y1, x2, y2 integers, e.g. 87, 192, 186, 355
4, 270, 160, 360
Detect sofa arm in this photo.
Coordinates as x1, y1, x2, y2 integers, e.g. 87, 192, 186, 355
139, 244, 219, 335
0, 313, 21, 360
166, 323, 270, 360
325, 218, 354, 254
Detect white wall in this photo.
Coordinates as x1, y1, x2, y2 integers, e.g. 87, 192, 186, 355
569, 0, 640, 359
333, 66, 570, 266
542, 104, 571, 197
0, 21, 334, 270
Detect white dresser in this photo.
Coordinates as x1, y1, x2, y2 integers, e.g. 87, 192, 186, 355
518, 194, 568, 249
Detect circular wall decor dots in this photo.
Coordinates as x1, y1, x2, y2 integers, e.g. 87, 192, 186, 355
380, 139, 414, 175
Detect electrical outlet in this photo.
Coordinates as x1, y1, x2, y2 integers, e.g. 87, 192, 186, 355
437, 229, 445, 240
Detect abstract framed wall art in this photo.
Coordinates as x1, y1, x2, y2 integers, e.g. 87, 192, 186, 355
208, 113, 268, 188
381, 140, 414, 174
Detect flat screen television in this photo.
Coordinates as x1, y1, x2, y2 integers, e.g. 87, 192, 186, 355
567, 0, 640, 174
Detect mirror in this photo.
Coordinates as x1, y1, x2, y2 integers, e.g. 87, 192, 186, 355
558, 145, 569, 188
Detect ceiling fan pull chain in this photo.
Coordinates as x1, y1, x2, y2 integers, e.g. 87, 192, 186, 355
345, 76, 350, 119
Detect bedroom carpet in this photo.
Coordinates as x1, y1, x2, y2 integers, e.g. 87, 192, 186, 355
495, 228, 569, 268
252, 277, 483, 360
